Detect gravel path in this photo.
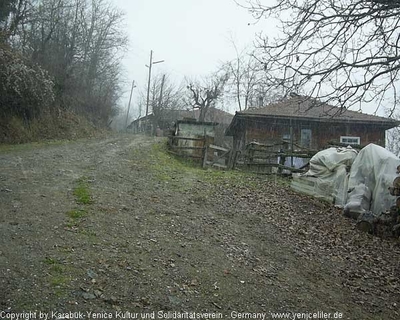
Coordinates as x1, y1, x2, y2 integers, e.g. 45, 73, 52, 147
0, 134, 399, 319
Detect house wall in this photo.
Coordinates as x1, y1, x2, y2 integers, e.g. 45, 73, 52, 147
312, 122, 386, 147
177, 122, 215, 138
241, 118, 387, 150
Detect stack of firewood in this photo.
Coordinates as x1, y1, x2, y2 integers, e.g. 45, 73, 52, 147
357, 165, 400, 238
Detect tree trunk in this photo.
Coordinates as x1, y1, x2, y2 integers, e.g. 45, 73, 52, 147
356, 211, 376, 234
199, 107, 207, 122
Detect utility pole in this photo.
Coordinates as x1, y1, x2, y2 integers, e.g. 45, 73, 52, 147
125, 79, 136, 131
151, 74, 166, 136
158, 74, 166, 109
145, 50, 164, 118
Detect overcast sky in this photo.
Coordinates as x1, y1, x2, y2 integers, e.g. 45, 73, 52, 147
112, 0, 273, 117
111, 0, 386, 119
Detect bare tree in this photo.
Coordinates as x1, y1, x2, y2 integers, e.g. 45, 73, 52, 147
0, 0, 29, 41
7, 0, 127, 125
223, 45, 283, 111
224, 45, 260, 111
135, 74, 185, 133
242, 0, 400, 114
186, 72, 229, 122
150, 74, 185, 133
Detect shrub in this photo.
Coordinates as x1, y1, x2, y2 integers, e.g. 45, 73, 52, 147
0, 44, 55, 122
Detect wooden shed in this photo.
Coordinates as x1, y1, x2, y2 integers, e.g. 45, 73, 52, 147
173, 120, 218, 159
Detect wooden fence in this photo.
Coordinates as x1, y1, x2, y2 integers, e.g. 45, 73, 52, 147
167, 138, 317, 174
167, 136, 231, 169
168, 136, 205, 159
234, 141, 316, 174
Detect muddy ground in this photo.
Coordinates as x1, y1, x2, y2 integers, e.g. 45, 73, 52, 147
0, 134, 399, 319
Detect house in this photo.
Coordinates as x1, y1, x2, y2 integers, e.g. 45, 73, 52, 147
128, 107, 233, 145
127, 114, 153, 133
225, 94, 399, 154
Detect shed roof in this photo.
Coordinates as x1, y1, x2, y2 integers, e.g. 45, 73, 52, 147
226, 95, 399, 135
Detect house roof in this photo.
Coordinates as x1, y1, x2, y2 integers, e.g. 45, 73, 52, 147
176, 107, 233, 124
128, 107, 233, 128
176, 119, 219, 126
226, 95, 399, 135
206, 108, 234, 124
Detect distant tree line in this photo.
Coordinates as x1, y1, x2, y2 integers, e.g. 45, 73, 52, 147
0, 0, 127, 126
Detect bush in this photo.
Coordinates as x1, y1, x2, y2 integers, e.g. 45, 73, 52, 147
0, 44, 55, 122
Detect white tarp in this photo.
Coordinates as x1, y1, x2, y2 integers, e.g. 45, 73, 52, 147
344, 183, 372, 214
293, 147, 358, 205
346, 144, 400, 215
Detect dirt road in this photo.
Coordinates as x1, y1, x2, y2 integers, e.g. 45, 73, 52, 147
0, 134, 399, 319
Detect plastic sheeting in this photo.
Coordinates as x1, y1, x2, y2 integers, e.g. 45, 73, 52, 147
344, 183, 372, 214
347, 144, 400, 215
300, 147, 358, 206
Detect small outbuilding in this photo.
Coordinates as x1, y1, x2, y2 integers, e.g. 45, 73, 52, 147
172, 120, 218, 160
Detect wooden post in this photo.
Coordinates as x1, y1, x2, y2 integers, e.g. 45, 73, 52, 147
202, 146, 208, 168
226, 150, 231, 167
290, 118, 294, 167
247, 144, 255, 168
232, 150, 240, 170
278, 155, 285, 174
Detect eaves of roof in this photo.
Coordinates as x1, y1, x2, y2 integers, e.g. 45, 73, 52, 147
225, 113, 400, 136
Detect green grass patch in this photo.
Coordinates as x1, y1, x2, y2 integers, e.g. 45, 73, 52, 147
50, 264, 63, 274
148, 143, 202, 177
137, 140, 288, 194
66, 220, 79, 228
43, 258, 69, 287
50, 275, 68, 287
73, 178, 92, 204
152, 142, 266, 185
66, 209, 87, 219
79, 229, 97, 243
43, 257, 57, 265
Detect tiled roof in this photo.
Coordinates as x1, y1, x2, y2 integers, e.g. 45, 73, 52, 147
160, 107, 233, 124
240, 95, 397, 124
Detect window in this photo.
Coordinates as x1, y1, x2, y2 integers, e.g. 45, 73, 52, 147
301, 129, 312, 148
340, 136, 360, 145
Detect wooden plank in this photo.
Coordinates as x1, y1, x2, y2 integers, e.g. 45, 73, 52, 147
169, 136, 205, 141
170, 146, 204, 150
212, 163, 227, 169
291, 180, 316, 193
293, 176, 312, 184
244, 162, 306, 172
166, 150, 203, 159
205, 161, 228, 169
209, 144, 229, 152
291, 178, 334, 203
208, 150, 230, 166
245, 153, 314, 159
